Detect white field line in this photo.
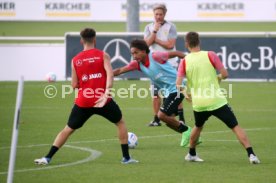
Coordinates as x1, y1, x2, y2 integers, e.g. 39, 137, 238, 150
0, 127, 272, 150
0, 145, 102, 175
0, 127, 273, 175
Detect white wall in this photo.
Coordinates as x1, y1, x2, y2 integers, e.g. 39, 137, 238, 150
0, 44, 65, 81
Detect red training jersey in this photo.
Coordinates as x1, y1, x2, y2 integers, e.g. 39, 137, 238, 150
72, 48, 111, 107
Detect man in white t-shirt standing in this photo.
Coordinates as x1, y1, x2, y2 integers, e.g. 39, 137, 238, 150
144, 3, 185, 127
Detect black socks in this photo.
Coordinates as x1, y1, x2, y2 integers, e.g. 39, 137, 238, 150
189, 148, 196, 156
45, 146, 59, 159
154, 115, 160, 122
121, 144, 130, 160
246, 147, 255, 157
178, 123, 188, 133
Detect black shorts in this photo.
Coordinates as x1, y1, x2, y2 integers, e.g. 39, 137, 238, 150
160, 92, 184, 116
193, 104, 238, 129
67, 99, 122, 129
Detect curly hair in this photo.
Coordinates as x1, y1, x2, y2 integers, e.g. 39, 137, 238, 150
130, 39, 150, 54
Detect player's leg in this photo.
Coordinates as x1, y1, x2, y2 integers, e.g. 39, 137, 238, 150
177, 103, 185, 123
213, 104, 260, 164
157, 92, 188, 133
116, 118, 128, 145
177, 69, 186, 123
52, 125, 75, 148
116, 118, 138, 164
181, 107, 203, 147
189, 126, 203, 148
98, 99, 138, 164
158, 112, 187, 132
177, 98, 199, 147
149, 83, 161, 126
178, 103, 202, 146
185, 126, 204, 162
34, 125, 76, 164
34, 104, 92, 165
185, 110, 209, 162
231, 126, 260, 164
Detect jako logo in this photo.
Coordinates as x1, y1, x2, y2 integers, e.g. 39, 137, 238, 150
89, 73, 102, 79
82, 74, 88, 81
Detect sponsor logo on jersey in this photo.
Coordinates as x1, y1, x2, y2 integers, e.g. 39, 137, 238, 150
76, 59, 82, 66
89, 73, 102, 79
81, 73, 102, 82
82, 74, 88, 82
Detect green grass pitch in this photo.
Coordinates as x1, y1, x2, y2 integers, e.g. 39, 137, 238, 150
0, 81, 276, 183
1, 21, 276, 182
1, 21, 276, 37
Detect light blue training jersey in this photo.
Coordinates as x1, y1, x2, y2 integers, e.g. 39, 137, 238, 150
139, 52, 178, 96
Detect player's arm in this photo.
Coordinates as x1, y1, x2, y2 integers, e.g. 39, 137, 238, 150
71, 60, 79, 89
176, 59, 192, 102
168, 51, 185, 59
209, 51, 229, 82
176, 75, 191, 102
113, 61, 138, 76
113, 66, 131, 76
176, 76, 184, 91
94, 52, 113, 108
155, 24, 177, 49
217, 68, 228, 82
103, 52, 113, 90
176, 59, 185, 91
144, 25, 157, 46
152, 51, 185, 64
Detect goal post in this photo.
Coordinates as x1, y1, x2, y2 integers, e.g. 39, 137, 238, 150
7, 76, 24, 183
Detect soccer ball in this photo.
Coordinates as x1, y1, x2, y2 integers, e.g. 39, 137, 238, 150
46, 72, 57, 82
128, 132, 138, 149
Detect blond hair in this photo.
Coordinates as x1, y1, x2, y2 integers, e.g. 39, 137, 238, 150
153, 4, 167, 14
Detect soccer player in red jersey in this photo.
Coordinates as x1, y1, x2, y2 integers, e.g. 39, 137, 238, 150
34, 28, 138, 165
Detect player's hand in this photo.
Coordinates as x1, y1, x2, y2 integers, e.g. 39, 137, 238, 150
177, 85, 192, 103
217, 74, 222, 83
184, 91, 192, 103
153, 22, 161, 32
94, 94, 108, 108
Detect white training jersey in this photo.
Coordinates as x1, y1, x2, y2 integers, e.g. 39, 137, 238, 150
144, 21, 178, 68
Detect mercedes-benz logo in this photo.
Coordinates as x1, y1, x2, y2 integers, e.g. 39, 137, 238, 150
103, 39, 130, 65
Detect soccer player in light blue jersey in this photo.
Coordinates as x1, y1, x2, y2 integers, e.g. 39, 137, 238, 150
113, 39, 189, 139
